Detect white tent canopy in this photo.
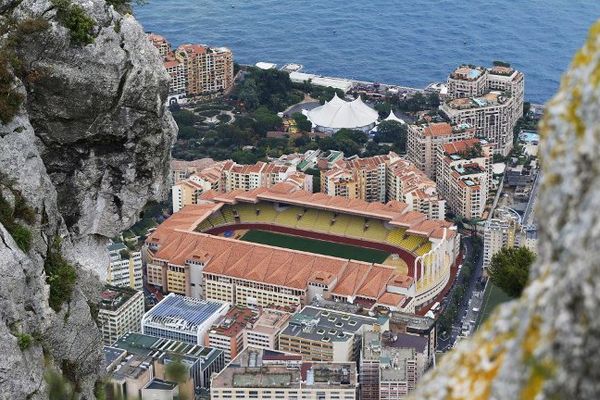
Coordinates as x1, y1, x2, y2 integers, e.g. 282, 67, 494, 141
383, 110, 406, 124
306, 94, 379, 132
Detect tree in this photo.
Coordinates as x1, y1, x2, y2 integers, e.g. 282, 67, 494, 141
374, 120, 407, 153
292, 112, 312, 132
488, 246, 535, 298
252, 106, 282, 135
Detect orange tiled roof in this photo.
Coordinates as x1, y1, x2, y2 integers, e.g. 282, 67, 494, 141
423, 123, 453, 137
442, 138, 481, 155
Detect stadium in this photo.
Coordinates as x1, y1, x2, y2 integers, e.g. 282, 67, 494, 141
146, 183, 461, 315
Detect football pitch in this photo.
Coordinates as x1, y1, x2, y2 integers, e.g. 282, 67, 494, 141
240, 230, 390, 264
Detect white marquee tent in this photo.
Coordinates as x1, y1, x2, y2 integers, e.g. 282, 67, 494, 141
306, 94, 379, 133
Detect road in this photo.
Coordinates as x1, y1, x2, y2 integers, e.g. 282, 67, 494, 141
436, 235, 485, 352
523, 171, 541, 226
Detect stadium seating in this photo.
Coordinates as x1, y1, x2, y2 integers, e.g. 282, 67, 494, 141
208, 212, 227, 227
415, 241, 432, 256
344, 218, 367, 238
329, 214, 353, 236
362, 220, 389, 242
314, 211, 334, 233
399, 235, 427, 252
195, 218, 214, 232
296, 209, 319, 230
221, 206, 235, 224
274, 206, 303, 227
254, 205, 276, 223
235, 203, 257, 222
386, 228, 407, 246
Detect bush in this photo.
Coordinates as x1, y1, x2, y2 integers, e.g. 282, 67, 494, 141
0, 178, 33, 252
10, 224, 32, 252
17, 333, 32, 350
0, 55, 23, 123
44, 238, 77, 312
51, 0, 95, 45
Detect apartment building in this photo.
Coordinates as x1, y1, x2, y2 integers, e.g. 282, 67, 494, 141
206, 306, 291, 363
441, 64, 524, 156
360, 331, 427, 400
98, 285, 145, 345
278, 306, 389, 363
175, 44, 234, 96
321, 153, 445, 218
106, 332, 225, 398
141, 293, 230, 345
172, 160, 312, 212
406, 122, 476, 180
436, 138, 493, 220
483, 208, 522, 268
322, 154, 394, 203
107, 242, 143, 290
148, 33, 234, 97
210, 348, 358, 400
386, 158, 445, 220
170, 158, 215, 184
148, 33, 170, 57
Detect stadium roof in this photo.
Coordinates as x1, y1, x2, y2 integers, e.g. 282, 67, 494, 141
306, 94, 379, 130
198, 186, 454, 237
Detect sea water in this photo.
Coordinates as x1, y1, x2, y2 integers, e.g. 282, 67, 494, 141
135, 0, 600, 103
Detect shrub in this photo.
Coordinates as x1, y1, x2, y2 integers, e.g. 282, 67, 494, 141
10, 224, 32, 252
51, 0, 95, 45
44, 238, 77, 312
0, 55, 23, 123
0, 181, 33, 253
17, 333, 32, 350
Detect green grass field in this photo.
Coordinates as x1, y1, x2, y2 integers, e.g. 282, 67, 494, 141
240, 230, 389, 263
476, 281, 512, 329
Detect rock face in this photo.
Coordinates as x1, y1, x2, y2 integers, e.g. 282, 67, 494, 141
412, 21, 600, 400
0, 0, 175, 398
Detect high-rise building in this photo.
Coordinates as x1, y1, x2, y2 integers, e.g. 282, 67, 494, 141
172, 160, 312, 212
321, 153, 445, 219
107, 242, 143, 290
210, 348, 358, 400
406, 122, 476, 180
360, 331, 428, 400
386, 158, 445, 220
148, 34, 234, 97
98, 285, 145, 345
141, 293, 230, 345
175, 44, 234, 96
436, 138, 493, 220
483, 208, 523, 268
441, 64, 524, 156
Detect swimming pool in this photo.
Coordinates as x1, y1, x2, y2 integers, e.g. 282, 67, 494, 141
520, 131, 540, 143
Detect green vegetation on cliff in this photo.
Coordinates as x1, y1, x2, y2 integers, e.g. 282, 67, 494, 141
44, 238, 77, 312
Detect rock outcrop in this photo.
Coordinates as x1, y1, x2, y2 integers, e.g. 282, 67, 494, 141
0, 0, 175, 398
412, 21, 600, 400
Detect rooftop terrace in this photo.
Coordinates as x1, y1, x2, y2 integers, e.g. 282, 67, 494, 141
281, 306, 386, 343
212, 348, 356, 389
99, 285, 140, 312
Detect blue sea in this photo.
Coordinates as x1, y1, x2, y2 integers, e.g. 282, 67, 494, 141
134, 0, 600, 104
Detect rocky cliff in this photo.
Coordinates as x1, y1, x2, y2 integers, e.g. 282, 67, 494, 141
412, 21, 600, 400
0, 0, 175, 398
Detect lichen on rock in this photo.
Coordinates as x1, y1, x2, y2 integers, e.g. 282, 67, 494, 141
412, 20, 600, 400
0, 0, 176, 398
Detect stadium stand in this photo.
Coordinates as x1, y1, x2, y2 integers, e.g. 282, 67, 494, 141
362, 219, 389, 242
